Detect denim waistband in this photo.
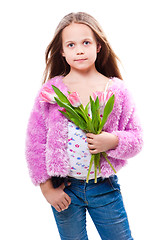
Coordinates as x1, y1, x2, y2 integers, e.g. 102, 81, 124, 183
66, 176, 103, 185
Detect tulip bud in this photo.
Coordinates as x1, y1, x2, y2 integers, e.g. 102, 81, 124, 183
67, 92, 81, 107
92, 91, 104, 107
40, 87, 57, 104
104, 89, 113, 104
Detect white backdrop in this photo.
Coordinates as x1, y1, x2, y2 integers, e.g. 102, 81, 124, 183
0, 0, 159, 239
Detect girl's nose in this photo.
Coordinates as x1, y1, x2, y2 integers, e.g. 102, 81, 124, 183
76, 45, 84, 55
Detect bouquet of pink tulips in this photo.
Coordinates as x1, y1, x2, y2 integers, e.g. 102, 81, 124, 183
40, 85, 116, 183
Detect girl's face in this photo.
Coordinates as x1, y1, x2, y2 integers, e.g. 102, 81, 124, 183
61, 23, 101, 73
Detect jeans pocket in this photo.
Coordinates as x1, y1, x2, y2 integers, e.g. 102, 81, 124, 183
108, 175, 121, 192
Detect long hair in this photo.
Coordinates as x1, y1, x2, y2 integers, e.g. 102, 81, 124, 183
43, 12, 122, 84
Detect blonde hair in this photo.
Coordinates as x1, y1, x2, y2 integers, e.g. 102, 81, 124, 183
43, 12, 122, 84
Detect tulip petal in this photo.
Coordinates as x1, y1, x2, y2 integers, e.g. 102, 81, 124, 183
67, 92, 81, 107
40, 87, 57, 104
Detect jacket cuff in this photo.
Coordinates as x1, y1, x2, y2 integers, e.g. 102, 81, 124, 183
107, 130, 143, 160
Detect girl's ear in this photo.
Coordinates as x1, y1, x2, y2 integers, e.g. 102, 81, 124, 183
97, 43, 101, 53
61, 49, 65, 57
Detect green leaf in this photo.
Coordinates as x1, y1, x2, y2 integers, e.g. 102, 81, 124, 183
95, 96, 99, 109
70, 118, 87, 131
95, 97, 101, 132
90, 96, 101, 133
98, 94, 115, 133
56, 99, 87, 130
90, 96, 95, 113
52, 85, 70, 104
54, 97, 81, 119
87, 118, 95, 133
74, 105, 88, 122
58, 110, 71, 120
90, 97, 96, 132
84, 102, 89, 115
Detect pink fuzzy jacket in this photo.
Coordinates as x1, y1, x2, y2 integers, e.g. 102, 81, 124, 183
26, 76, 143, 185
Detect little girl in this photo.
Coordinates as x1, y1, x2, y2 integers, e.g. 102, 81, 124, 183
26, 12, 143, 240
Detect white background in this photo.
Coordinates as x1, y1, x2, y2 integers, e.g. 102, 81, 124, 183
0, 0, 159, 239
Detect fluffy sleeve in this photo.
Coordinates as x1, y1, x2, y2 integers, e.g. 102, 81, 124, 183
25, 91, 50, 186
106, 84, 143, 160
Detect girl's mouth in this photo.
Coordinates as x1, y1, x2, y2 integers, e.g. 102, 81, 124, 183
74, 58, 87, 62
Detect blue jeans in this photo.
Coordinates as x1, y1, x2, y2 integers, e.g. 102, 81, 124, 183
51, 176, 133, 240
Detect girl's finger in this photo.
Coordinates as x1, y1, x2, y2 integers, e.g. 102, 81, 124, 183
61, 201, 68, 211
86, 137, 94, 143
65, 195, 71, 205
89, 149, 98, 154
88, 144, 95, 150
86, 133, 95, 138
56, 204, 62, 212
63, 196, 70, 207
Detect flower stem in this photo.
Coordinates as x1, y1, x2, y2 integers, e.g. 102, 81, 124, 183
94, 157, 97, 183
86, 155, 94, 183
101, 152, 117, 174
94, 153, 101, 183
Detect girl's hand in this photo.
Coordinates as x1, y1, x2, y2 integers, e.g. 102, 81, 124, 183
40, 179, 71, 212
86, 131, 119, 154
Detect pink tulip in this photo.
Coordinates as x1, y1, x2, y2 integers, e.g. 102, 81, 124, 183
67, 92, 81, 107
40, 87, 57, 104
104, 89, 113, 104
92, 91, 104, 107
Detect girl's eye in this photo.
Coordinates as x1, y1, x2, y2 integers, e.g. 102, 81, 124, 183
68, 43, 74, 48
84, 41, 90, 46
